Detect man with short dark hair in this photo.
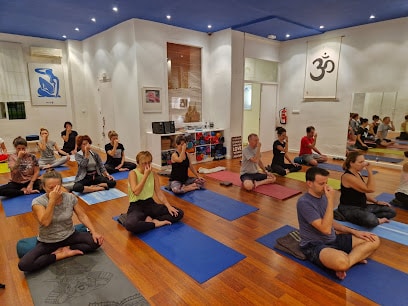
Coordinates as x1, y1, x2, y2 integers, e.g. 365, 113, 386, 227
240, 133, 276, 191
297, 167, 380, 280
299, 126, 328, 166
375, 116, 395, 147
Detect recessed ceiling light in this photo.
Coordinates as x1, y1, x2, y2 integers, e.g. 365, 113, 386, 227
370, 15, 375, 19
166, 15, 171, 20
285, 34, 290, 38
112, 6, 118, 12
75, 27, 79, 32
62, 35, 67, 39
91, 17, 96, 22
207, 25, 212, 29
319, 25, 325, 29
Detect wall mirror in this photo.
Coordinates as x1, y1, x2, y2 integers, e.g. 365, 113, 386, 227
351, 92, 398, 121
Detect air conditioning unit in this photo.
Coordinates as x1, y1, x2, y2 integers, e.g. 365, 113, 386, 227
30, 47, 62, 58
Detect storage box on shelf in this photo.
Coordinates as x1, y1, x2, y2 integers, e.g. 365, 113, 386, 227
147, 129, 224, 169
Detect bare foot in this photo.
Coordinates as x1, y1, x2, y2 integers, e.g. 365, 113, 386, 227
378, 218, 390, 224
145, 216, 153, 222
152, 219, 171, 228
52, 246, 83, 260
336, 271, 347, 280
119, 168, 129, 172
359, 259, 368, 264
89, 185, 105, 192
97, 183, 108, 190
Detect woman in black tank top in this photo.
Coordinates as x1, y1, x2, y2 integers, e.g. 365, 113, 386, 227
337, 152, 396, 227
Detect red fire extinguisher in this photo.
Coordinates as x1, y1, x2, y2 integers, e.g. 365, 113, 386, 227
279, 107, 287, 124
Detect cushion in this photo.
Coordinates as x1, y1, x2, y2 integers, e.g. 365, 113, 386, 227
293, 156, 305, 164
25, 135, 39, 141
16, 224, 88, 258
274, 230, 306, 260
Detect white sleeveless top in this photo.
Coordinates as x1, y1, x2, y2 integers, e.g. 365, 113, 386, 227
396, 171, 408, 195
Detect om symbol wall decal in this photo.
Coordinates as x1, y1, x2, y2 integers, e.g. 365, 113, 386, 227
310, 52, 335, 81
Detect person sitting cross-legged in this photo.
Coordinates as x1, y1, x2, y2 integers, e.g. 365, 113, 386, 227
297, 166, 380, 280
240, 133, 276, 191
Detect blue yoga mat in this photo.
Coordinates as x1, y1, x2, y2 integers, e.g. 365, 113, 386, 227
318, 163, 377, 176
62, 175, 76, 183
364, 155, 403, 163
257, 225, 408, 306
73, 188, 127, 205
111, 171, 130, 180
115, 219, 245, 283
39, 165, 69, 175
336, 220, 408, 247
161, 187, 258, 221
1, 193, 42, 216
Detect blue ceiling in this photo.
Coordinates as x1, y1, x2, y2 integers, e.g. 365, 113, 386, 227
1, 0, 408, 41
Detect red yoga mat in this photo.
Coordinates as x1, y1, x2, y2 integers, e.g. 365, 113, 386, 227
206, 170, 301, 200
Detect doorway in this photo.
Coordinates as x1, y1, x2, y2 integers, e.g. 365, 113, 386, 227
242, 83, 277, 152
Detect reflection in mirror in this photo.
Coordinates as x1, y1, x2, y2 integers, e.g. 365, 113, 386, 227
351, 92, 397, 121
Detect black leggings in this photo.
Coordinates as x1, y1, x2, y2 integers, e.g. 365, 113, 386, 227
124, 198, 184, 234
72, 174, 116, 192
104, 161, 136, 174
395, 192, 408, 208
0, 179, 42, 198
18, 231, 100, 272
271, 163, 302, 176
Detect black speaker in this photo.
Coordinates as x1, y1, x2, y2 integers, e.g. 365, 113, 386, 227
164, 121, 175, 134
152, 122, 165, 134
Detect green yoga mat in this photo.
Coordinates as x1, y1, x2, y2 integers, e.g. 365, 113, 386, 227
286, 171, 341, 190
26, 249, 148, 305
368, 148, 405, 156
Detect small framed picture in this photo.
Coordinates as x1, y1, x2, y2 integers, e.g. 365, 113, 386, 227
142, 87, 162, 113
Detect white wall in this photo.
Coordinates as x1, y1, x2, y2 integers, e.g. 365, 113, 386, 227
279, 17, 408, 157
0, 33, 73, 151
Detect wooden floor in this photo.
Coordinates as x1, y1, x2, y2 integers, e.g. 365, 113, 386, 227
0, 151, 407, 306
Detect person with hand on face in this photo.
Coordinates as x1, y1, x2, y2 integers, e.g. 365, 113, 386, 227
119, 151, 184, 234
73, 135, 116, 193
297, 167, 380, 280
267, 127, 302, 176
104, 130, 136, 174
18, 170, 103, 272
0, 136, 8, 162
354, 118, 377, 151
60, 121, 78, 155
299, 126, 328, 166
240, 133, 276, 191
38, 128, 70, 170
0, 136, 43, 198
337, 151, 396, 227
375, 116, 395, 147
169, 135, 205, 193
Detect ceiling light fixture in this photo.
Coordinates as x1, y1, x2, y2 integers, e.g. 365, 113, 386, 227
75, 27, 79, 32
112, 6, 118, 12
62, 35, 67, 39
207, 25, 212, 29
166, 15, 171, 20
91, 17, 96, 22
319, 25, 325, 29
370, 15, 375, 19
285, 34, 290, 38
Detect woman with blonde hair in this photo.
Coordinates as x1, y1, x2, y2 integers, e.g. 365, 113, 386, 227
38, 128, 70, 170
104, 130, 136, 174
119, 151, 183, 234
18, 170, 103, 272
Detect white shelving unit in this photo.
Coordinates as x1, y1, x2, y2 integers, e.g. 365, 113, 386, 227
147, 128, 224, 169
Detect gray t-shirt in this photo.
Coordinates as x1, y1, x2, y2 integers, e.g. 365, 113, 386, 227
32, 193, 77, 243
39, 140, 56, 163
297, 192, 336, 247
376, 123, 392, 140
240, 145, 259, 175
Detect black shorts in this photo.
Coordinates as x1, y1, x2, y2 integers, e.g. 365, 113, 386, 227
300, 234, 352, 268
240, 173, 267, 182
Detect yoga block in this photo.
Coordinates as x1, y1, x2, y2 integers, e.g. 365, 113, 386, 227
294, 156, 304, 164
